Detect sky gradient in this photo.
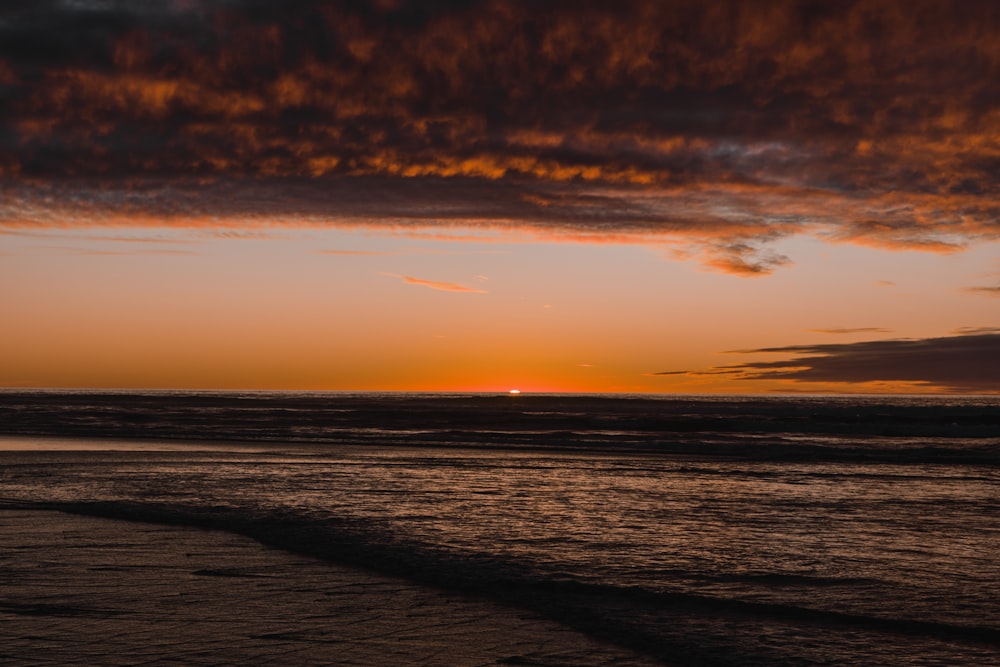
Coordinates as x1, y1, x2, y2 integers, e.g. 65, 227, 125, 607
2, 0, 999, 393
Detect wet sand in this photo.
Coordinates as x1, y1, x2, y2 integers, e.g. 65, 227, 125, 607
0, 510, 659, 666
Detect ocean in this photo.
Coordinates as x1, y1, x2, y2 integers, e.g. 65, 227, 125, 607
1, 391, 998, 665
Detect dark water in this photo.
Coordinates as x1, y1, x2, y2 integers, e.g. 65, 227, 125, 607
1, 391, 998, 665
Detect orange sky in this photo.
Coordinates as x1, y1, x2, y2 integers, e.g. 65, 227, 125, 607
1, 1, 999, 393
3, 225, 998, 393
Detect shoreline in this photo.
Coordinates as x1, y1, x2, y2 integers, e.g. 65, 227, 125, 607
0, 508, 661, 666
1, 437, 998, 665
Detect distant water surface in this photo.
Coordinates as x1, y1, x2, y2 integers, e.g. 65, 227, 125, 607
1, 391, 998, 665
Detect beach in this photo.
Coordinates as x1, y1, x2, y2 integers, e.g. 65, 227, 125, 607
0, 508, 658, 666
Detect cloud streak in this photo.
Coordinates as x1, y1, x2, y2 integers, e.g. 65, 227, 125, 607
658, 333, 1000, 393
1, 1, 998, 274
807, 328, 890, 335
382, 273, 487, 294
963, 285, 1000, 297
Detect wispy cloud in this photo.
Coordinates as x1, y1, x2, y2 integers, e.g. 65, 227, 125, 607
1, 229, 196, 244
203, 230, 292, 241
32, 246, 200, 256
321, 249, 397, 256
655, 333, 1000, 393
807, 328, 890, 335
381, 273, 488, 294
320, 248, 507, 257
952, 327, 1000, 335
963, 285, 1000, 297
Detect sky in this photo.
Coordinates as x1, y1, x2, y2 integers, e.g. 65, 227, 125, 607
1, 0, 998, 394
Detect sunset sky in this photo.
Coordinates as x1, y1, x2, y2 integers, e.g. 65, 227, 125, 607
1, 0, 998, 393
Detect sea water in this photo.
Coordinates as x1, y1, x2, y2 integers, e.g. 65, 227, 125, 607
1, 391, 998, 665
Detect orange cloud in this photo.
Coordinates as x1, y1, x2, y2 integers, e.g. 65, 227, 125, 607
321, 249, 397, 256
1, 1, 998, 274
382, 273, 488, 294
808, 328, 891, 335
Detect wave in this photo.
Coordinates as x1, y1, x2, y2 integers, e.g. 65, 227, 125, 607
3, 497, 997, 666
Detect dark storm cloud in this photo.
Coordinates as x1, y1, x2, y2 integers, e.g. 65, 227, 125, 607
1, 0, 998, 274
659, 333, 1000, 392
